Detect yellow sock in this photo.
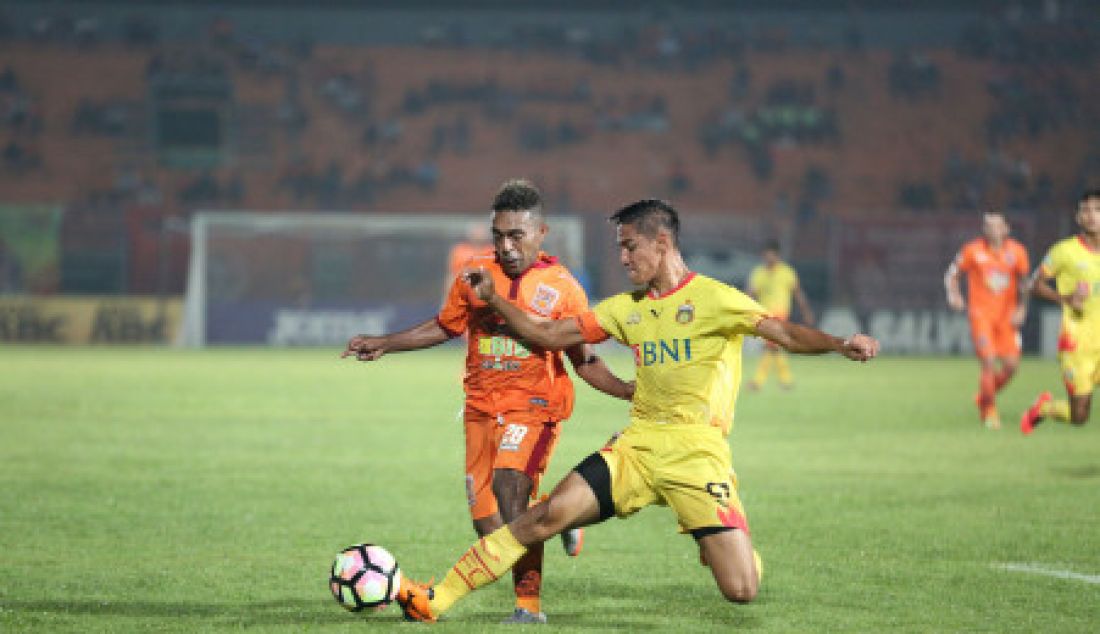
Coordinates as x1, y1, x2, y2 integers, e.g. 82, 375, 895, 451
430, 526, 527, 615
1040, 399, 1072, 422
751, 351, 774, 385
754, 549, 764, 584
776, 352, 793, 385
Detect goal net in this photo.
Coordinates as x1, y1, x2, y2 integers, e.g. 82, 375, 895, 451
179, 211, 585, 346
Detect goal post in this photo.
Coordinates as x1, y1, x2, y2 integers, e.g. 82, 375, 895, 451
179, 211, 585, 347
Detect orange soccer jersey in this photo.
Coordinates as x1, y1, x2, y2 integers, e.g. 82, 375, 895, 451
437, 252, 589, 423
955, 237, 1029, 322
954, 237, 1029, 358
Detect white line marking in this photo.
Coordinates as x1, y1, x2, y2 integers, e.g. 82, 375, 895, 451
998, 562, 1100, 585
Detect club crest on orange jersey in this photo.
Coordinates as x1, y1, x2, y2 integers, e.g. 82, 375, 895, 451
676, 301, 695, 324
531, 283, 560, 316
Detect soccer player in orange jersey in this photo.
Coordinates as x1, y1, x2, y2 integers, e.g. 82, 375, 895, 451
445, 221, 492, 304
342, 179, 633, 624
944, 210, 1030, 429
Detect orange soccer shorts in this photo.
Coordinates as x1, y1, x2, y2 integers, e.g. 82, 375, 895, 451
463, 410, 562, 521
969, 316, 1020, 360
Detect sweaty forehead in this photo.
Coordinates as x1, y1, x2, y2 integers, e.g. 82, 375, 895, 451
492, 210, 539, 233
616, 223, 642, 242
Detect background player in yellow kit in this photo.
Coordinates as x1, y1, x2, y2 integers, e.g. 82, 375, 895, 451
394, 199, 879, 623
1020, 189, 1100, 433
746, 239, 815, 390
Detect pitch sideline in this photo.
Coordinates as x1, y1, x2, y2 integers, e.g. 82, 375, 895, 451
997, 562, 1100, 585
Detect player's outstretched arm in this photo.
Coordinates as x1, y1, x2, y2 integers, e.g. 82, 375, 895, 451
464, 267, 587, 351
566, 344, 635, 401
944, 261, 965, 312
1012, 271, 1032, 328
341, 318, 450, 361
754, 317, 879, 362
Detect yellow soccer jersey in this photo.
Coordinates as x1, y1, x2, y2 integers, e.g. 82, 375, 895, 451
749, 262, 798, 318
1040, 236, 1100, 352
576, 273, 768, 435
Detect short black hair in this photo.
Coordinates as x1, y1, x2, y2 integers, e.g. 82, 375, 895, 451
609, 199, 680, 246
763, 239, 780, 253
492, 179, 543, 218
1079, 188, 1100, 206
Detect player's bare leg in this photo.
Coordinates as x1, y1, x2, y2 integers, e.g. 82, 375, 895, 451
993, 356, 1019, 393
473, 513, 503, 537
493, 468, 546, 623
509, 471, 603, 544
696, 529, 760, 603
1070, 394, 1092, 424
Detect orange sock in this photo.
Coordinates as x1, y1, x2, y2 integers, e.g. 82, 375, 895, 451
978, 369, 996, 418
512, 541, 543, 614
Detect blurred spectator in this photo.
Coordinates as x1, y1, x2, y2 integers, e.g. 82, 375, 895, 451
888, 52, 940, 99
123, 14, 159, 47
668, 160, 691, 195
898, 182, 938, 211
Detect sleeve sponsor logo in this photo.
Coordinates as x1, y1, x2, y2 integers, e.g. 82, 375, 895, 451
530, 283, 561, 317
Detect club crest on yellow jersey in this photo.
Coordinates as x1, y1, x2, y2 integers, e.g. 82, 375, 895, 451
676, 301, 695, 324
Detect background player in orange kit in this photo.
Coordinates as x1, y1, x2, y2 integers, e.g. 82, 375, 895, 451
446, 221, 493, 304
342, 179, 633, 624
944, 210, 1030, 429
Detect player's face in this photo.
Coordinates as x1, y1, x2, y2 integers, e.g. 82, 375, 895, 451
1077, 198, 1100, 236
762, 249, 779, 266
491, 210, 546, 278
616, 223, 662, 287
982, 213, 1009, 244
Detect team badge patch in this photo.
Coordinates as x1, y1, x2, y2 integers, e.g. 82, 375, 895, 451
676, 301, 695, 324
626, 311, 641, 325
530, 283, 561, 316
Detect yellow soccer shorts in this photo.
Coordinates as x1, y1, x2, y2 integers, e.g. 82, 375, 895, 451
583, 422, 750, 534
1059, 349, 1100, 397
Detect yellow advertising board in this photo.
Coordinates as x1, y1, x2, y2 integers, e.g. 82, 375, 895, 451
0, 296, 183, 344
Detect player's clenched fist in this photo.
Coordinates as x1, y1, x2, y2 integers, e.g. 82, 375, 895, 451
840, 334, 879, 362
463, 266, 496, 301
341, 334, 386, 361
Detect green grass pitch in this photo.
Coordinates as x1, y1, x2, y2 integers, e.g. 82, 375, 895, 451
2, 346, 1099, 632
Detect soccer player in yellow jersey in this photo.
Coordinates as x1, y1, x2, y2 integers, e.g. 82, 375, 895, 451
394, 199, 879, 623
746, 239, 815, 390
1020, 190, 1100, 433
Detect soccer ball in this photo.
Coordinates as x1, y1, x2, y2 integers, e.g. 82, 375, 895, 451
329, 543, 402, 612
